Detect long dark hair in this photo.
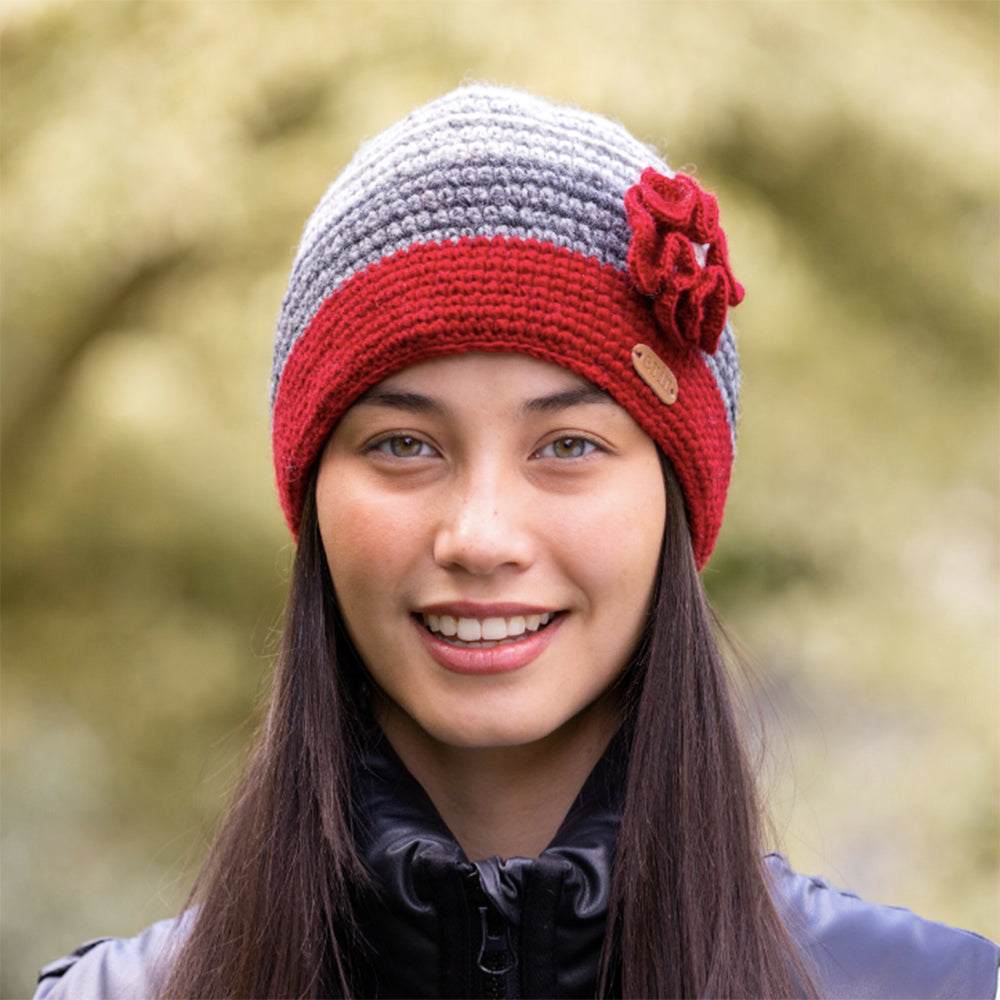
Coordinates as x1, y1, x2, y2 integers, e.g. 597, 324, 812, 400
601, 458, 814, 997
162, 460, 813, 999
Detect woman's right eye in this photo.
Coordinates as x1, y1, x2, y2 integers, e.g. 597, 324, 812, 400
371, 435, 436, 458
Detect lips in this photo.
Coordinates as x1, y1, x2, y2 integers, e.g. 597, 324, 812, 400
413, 605, 563, 674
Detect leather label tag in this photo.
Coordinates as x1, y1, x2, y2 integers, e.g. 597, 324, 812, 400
631, 344, 678, 405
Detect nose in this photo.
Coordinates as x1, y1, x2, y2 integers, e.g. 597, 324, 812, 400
432, 464, 535, 576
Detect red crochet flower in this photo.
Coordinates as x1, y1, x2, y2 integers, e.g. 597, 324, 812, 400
624, 168, 744, 354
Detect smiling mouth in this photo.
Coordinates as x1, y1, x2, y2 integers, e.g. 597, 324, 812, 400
419, 612, 557, 648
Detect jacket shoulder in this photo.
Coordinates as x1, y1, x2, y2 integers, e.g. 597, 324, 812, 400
33, 916, 183, 1000
766, 853, 999, 999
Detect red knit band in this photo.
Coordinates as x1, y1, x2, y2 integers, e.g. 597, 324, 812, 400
272, 236, 733, 568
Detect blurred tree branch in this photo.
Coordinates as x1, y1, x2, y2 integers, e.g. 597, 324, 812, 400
1, 244, 194, 473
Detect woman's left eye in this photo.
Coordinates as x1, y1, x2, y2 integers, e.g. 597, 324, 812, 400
372, 435, 436, 458
536, 437, 598, 459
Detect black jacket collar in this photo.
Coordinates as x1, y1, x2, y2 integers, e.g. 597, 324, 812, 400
351, 730, 623, 998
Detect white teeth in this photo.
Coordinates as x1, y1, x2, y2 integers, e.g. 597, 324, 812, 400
421, 612, 556, 644
507, 616, 526, 637
456, 618, 482, 642
481, 617, 507, 641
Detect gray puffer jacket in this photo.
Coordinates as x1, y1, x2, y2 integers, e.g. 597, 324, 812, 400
35, 737, 1000, 999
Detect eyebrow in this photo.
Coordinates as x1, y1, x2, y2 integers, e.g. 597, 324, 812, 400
352, 387, 447, 415
519, 383, 613, 414
353, 381, 614, 416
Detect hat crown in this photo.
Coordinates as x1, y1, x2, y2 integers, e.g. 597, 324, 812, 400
272, 85, 671, 406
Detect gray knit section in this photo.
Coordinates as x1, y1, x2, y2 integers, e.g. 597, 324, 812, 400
272, 84, 739, 448
704, 323, 740, 444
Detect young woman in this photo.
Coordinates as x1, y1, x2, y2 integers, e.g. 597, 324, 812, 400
35, 84, 998, 1000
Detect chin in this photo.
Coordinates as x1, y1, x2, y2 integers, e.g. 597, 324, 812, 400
424, 717, 563, 751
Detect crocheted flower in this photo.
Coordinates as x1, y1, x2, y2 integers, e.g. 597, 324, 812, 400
624, 168, 744, 354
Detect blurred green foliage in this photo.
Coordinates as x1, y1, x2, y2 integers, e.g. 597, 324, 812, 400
2, 2, 997, 996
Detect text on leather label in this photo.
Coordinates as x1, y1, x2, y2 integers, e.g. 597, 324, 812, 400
631, 344, 678, 405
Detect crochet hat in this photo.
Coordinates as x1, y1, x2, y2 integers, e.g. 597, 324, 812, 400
271, 84, 743, 568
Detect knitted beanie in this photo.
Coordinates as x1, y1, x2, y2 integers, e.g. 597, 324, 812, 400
271, 84, 743, 569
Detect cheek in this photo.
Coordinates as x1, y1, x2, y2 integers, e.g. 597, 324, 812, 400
550, 469, 665, 605
602, 497, 664, 667
323, 501, 393, 563
620, 494, 666, 590
316, 481, 434, 630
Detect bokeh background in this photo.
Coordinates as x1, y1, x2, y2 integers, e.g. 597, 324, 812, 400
2, 1, 997, 995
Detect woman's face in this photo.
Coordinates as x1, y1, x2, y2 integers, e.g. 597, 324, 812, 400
316, 353, 666, 753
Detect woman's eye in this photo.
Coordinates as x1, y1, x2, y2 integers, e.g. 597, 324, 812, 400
373, 435, 435, 458
537, 437, 597, 459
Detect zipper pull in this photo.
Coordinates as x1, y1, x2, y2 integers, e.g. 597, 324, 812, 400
477, 904, 516, 975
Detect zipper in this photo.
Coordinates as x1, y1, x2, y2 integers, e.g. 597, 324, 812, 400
470, 879, 517, 998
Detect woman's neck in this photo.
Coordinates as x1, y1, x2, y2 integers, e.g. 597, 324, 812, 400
374, 691, 621, 861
